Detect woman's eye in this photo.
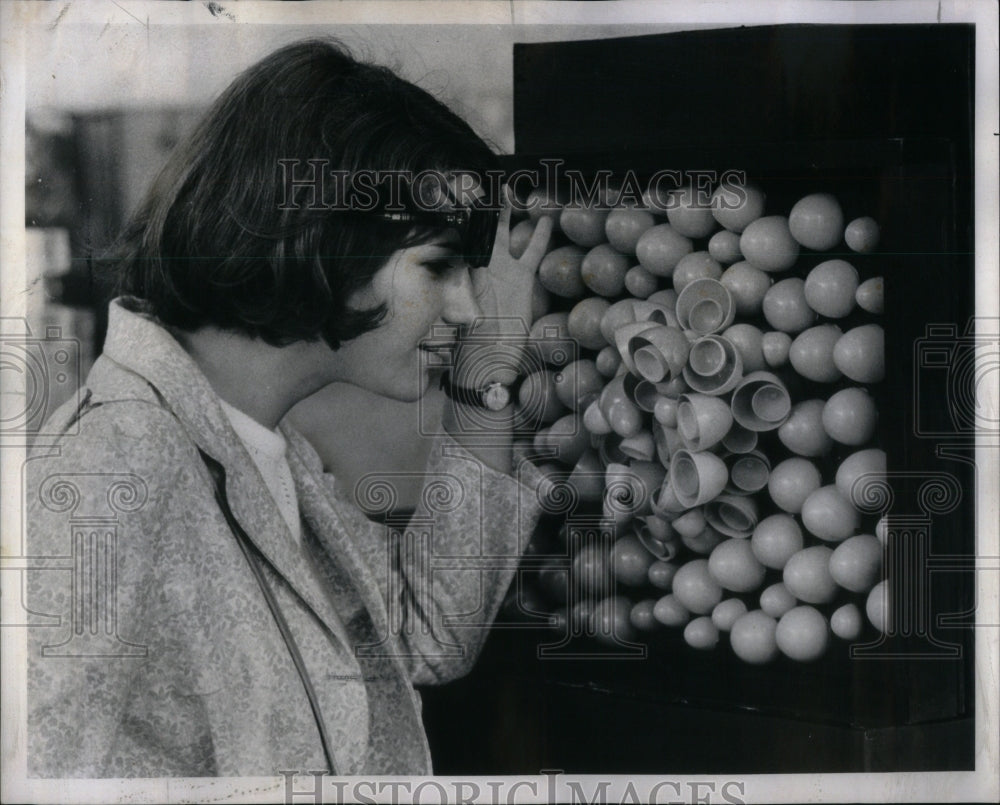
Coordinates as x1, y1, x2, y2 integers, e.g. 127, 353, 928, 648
423, 258, 466, 276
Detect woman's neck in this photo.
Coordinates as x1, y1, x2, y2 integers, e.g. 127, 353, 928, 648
173, 327, 336, 429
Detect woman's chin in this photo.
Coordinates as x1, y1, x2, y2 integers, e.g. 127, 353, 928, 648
378, 368, 437, 404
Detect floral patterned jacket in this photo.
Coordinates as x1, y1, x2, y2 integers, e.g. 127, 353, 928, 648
26, 299, 542, 777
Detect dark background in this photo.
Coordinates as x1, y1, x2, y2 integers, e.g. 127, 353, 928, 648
420, 24, 977, 774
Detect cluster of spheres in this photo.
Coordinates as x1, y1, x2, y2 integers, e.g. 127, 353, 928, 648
509, 182, 889, 664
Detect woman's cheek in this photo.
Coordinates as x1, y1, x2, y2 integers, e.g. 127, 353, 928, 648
409, 281, 449, 326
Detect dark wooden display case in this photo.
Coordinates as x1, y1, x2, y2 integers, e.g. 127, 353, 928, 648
420, 24, 977, 774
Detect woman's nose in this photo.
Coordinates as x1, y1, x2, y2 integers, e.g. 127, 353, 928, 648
443, 269, 484, 327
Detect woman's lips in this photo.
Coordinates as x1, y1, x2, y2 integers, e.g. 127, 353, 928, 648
418, 340, 456, 367
419, 323, 461, 367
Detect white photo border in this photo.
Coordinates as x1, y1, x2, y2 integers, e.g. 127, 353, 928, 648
1, 2, 997, 803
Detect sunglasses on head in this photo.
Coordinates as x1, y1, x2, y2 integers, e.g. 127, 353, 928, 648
348, 173, 500, 268
371, 206, 500, 268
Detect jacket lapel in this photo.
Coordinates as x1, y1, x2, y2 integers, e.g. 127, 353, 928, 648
284, 429, 395, 644
286, 428, 433, 774
100, 299, 355, 652
209, 445, 357, 653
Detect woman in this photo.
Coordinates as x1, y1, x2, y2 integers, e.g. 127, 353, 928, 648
26, 39, 552, 777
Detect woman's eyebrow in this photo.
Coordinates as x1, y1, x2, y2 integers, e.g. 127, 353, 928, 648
432, 228, 463, 247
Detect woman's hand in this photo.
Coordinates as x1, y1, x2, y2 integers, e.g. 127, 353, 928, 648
444, 190, 552, 471
453, 189, 553, 390
471, 187, 554, 328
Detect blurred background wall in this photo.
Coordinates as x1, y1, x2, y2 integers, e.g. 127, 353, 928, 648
25, 20, 690, 314
21, 18, 684, 483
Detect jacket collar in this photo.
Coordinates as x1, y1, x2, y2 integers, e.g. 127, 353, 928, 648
100, 298, 359, 655
101, 297, 247, 462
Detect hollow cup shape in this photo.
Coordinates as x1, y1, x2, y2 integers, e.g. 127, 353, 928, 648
677, 393, 734, 451
671, 508, 707, 539
731, 371, 792, 432
728, 450, 771, 494
596, 433, 627, 467
641, 514, 675, 542
670, 449, 729, 508
614, 320, 660, 374
705, 494, 760, 538
676, 278, 736, 335
651, 476, 688, 517
636, 527, 681, 560
619, 430, 656, 462
630, 325, 691, 383
682, 335, 744, 396
633, 300, 679, 328
688, 337, 727, 376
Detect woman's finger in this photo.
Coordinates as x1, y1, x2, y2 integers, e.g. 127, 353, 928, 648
470, 264, 491, 299
518, 213, 554, 270
491, 186, 514, 256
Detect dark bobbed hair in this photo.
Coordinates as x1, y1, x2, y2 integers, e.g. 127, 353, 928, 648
110, 38, 499, 348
